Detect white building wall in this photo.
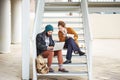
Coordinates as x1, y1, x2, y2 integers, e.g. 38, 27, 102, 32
90, 14, 120, 39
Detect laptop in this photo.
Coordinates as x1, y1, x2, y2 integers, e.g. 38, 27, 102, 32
54, 42, 65, 51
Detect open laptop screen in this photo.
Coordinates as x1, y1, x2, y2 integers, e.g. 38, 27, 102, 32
54, 42, 65, 51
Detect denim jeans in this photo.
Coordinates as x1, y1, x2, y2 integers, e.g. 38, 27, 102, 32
64, 38, 81, 60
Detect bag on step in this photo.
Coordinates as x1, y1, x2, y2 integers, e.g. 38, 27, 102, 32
36, 55, 49, 74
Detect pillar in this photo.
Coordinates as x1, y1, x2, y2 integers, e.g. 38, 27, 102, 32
0, 0, 11, 53
22, 0, 30, 79
11, 0, 22, 44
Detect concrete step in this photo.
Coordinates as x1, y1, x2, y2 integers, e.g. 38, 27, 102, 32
52, 37, 84, 42
45, 2, 120, 7
44, 2, 120, 13
42, 24, 83, 28
62, 52, 86, 57
52, 63, 87, 67
43, 21, 83, 24
44, 9, 81, 12
44, 2, 81, 12
45, 2, 81, 7
44, 10, 81, 12
62, 49, 86, 56
52, 31, 84, 34
37, 71, 88, 76
52, 37, 85, 42
53, 34, 84, 37
62, 53, 87, 57
78, 39, 85, 43
43, 12, 82, 16
43, 18, 83, 23
43, 16, 82, 18
88, 2, 120, 7
41, 27, 84, 30
45, 6, 80, 9
52, 36, 85, 43
44, 6, 80, 12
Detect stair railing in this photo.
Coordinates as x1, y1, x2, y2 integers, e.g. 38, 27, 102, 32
32, 0, 45, 80
81, 0, 93, 80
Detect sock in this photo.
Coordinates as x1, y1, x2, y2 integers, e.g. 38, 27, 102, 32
67, 60, 71, 61
59, 64, 63, 69
47, 64, 51, 69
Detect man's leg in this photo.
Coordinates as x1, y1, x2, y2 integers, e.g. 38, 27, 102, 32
54, 50, 69, 72
54, 50, 63, 64
42, 50, 54, 68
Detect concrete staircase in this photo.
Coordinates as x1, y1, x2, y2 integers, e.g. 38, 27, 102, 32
32, 0, 92, 80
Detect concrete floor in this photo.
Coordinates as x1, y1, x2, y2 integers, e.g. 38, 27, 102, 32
0, 39, 120, 80
92, 39, 120, 80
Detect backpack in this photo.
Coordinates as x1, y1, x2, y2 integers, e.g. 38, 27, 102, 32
36, 55, 49, 74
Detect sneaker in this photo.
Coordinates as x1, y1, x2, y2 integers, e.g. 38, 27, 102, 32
58, 68, 69, 72
79, 51, 85, 56
74, 51, 79, 54
49, 68, 54, 73
63, 60, 72, 64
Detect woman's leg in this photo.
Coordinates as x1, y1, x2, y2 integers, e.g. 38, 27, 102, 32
63, 38, 73, 64
66, 38, 85, 57
67, 38, 80, 51
66, 43, 73, 60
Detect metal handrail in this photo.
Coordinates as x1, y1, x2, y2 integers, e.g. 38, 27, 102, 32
81, 0, 93, 80
45, 0, 120, 2
88, 0, 119, 2
32, 0, 45, 80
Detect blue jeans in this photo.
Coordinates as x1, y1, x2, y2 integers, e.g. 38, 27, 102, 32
64, 38, 81, 60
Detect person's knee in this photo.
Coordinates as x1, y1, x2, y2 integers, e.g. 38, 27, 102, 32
69, 37, 74, 40
67, 38, 74, 43
58, 50, 62, 54
48, 51, 54, 57
54, 50, 62, 56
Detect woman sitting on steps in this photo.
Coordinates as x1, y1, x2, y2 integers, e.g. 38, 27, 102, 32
58, 21, 85, 64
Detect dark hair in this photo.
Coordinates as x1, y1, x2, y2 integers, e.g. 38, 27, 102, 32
58, 21, 66, 28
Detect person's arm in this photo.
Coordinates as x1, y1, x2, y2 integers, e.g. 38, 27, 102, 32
69, 28, 78, 41
36, 34, 47, 50
48, 36, 54, 51
58, 31, 66, 42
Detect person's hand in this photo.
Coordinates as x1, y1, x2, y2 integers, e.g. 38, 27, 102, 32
67, 34, 74, 39
47, 46, 54, 51
63, 34, 67, 37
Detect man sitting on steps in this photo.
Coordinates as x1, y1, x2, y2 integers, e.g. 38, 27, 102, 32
36, 24, 68, 73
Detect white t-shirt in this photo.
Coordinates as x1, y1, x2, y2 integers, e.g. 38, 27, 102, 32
45, 36, 50, 46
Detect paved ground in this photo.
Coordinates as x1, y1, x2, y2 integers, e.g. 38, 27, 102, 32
0, 39, 120, 80
92, 39, 120, 80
